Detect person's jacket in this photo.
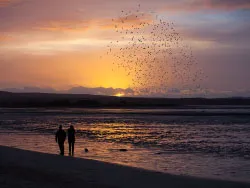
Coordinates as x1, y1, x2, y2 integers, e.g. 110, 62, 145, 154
56, 129, 66, 143
67, 128, 75, 143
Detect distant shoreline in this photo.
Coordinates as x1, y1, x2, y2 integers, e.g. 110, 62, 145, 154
0, 146, 249, 188
1, 91, 250, 109
1, 108, 250, 116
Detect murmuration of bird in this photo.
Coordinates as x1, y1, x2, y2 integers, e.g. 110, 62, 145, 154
104, 4, 206, 97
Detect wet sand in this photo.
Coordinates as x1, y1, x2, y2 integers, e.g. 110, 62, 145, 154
0, 146, 249, 188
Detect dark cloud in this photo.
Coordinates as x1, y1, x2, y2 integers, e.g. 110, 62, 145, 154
101, 13, 153, 29
176, 0, 250, 11
203, 0, 250, 10
1, 0, 249, 33
183, 23, 250, 48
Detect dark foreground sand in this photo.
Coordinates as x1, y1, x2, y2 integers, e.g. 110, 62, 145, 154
0, 146, 249, 188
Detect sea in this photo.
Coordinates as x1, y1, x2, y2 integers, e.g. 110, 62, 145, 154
0, 107, 250, 183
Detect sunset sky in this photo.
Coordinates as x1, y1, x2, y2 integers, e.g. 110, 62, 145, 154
0, 0, 250, 97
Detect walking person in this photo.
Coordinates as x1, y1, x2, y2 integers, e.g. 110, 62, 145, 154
67, 125, 75, 156
55, 125, 66, 155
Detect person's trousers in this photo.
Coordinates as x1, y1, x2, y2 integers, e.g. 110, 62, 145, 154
58, 142, 64, 155
68, 142, 74, 154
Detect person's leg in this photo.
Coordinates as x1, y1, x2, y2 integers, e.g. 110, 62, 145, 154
58, 143, 61, 154
61, 143, 64, 155
72, 142, 74, 155
59, 142, 63, 155
68, 142, 71, 155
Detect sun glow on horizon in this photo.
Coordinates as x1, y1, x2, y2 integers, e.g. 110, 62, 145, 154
114, 93, 125, 97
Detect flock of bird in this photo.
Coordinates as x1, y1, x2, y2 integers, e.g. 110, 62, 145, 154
104, 5, 205, 96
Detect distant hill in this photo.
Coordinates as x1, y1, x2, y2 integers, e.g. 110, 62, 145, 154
1, 86, 133, 96
0, 91, 11, 94
0, 91, 250, 108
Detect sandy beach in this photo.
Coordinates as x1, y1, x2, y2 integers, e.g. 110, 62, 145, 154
0, 146, 249, 188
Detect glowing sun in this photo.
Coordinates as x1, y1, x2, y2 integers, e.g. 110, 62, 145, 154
114, 93, 125, 97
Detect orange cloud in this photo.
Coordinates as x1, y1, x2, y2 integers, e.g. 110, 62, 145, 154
0, 0, 24, 7
0, 33, 13, 43
36, 20, 90, 33
0, 49, 132, 89
0, 0, 13, 7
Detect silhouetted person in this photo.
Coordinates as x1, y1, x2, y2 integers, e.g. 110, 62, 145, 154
55, 125, 66, 155
67, 125, 75, 155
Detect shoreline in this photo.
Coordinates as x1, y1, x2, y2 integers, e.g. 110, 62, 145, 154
1, 108, 250, 116
0, 146, 249, 188
1, 91, 250, 109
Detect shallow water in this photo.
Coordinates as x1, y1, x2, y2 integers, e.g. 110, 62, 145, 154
0, 108, 250, 183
